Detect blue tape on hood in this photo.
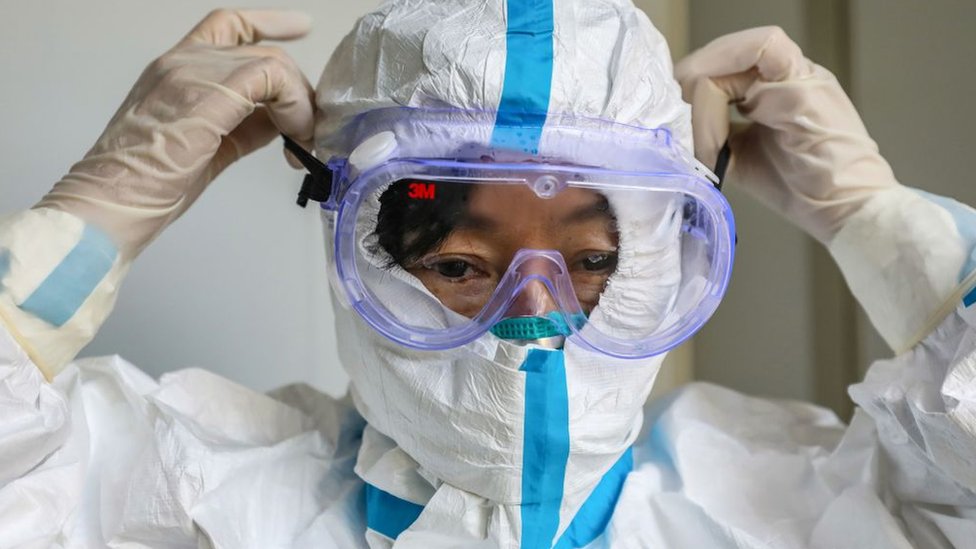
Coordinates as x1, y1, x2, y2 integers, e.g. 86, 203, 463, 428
491, 0, 554, 154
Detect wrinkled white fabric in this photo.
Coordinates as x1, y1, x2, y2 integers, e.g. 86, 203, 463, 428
0, 320, 367, 548
3, 292, 976, 547
315, 0, 692, 156
598, 299, 976, 549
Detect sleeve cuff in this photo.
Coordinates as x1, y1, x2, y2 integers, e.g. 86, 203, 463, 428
829, 187, 976, 355
0, 208, 128, 380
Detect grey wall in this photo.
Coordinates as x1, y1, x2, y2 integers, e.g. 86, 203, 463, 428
0, 0, 380, 396
687, 0, 821, 403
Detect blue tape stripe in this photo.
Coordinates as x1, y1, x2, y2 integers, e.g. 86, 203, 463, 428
364, 483, 424, 541
19, 224, 117, 327
520, 348, 570, 548
553, 448, 633, 549
964, 289, 976, 308
362, 450, 631, 548
491, 0, 554, 154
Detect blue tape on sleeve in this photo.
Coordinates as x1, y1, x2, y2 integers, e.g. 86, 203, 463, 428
19, 224, 117, 327
364, 483, 425, 541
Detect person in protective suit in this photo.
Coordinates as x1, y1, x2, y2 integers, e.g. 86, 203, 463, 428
2, 3, 975, 548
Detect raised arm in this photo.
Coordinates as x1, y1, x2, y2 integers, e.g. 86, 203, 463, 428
0, 9, 315, 379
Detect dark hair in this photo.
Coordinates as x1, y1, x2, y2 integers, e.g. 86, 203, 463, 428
373, 180, 472, 268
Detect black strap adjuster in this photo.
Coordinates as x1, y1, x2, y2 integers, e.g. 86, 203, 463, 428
713, 140, 731, 192
282, 134, 334, 208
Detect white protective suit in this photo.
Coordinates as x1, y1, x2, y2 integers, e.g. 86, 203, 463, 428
3, 1, 976, 549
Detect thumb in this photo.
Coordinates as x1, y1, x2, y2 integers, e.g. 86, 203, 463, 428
682, 74, 733, 168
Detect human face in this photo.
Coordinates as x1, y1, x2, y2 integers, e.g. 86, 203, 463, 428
402, 184, 619, 318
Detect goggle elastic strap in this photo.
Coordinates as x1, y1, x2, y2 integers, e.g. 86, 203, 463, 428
280, 134, 734, 206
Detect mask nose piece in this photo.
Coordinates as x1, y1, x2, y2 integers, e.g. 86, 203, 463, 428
489, 250, 587, 348
492, 275, 566, 349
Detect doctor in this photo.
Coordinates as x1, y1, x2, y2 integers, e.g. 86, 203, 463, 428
2, 4, 975, 548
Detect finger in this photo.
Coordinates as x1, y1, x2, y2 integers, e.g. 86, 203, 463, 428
684, 75, 734, 168
222, 49, 316, 143
675, 26, 808, 85
726, 123, 791, 209
178, 9, 312, 48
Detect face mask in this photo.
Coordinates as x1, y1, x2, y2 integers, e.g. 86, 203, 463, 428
335, 295, 665, 546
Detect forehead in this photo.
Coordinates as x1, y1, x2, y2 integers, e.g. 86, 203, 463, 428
464, 185, 609, 222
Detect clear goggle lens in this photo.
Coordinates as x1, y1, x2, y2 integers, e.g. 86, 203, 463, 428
333, 163, 735, 358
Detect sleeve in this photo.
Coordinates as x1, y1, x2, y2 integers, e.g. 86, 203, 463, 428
0, 208, 129, 379
0, 320, 85, 547
833, 187, 976, 544
0, 318, 367, 547
828, 186, 976, 354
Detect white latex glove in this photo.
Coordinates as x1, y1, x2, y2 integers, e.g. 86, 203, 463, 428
676, 26, 976, 354
35, 9, 315, 260
674, 26, 898, 245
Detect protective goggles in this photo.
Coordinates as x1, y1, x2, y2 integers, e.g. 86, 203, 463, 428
286, 109, 735, 359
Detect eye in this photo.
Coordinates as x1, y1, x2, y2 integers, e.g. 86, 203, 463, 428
429, 259, 475, 279
581, 252, 618, 272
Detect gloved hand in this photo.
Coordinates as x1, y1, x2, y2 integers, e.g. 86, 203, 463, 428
35, 9, 315, 260
0, 9, 315, 379
674, 26, 898, 245
675, 26, 976, 354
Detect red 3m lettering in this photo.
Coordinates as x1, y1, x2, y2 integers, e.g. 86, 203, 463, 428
408, 182, 436, 200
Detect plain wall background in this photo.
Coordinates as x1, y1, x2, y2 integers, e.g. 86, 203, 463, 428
3, 1, 974, 412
